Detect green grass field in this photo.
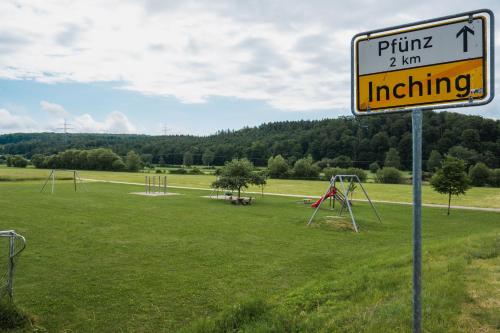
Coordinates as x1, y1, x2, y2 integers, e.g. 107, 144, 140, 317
0, 173, 499, 332
1, 166, 499, 208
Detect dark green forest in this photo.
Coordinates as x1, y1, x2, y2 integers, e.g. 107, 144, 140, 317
0, 111, 498, 170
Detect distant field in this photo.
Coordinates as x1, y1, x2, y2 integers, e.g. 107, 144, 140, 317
1, 166, 498, 208
1, 180, 498, 332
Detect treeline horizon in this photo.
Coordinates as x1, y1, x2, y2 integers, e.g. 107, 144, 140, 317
0, 110, 498, 170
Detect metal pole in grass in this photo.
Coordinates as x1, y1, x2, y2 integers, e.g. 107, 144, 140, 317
412, 109, 423, 333
51, 170, 55, 194
7, 234, 14, 300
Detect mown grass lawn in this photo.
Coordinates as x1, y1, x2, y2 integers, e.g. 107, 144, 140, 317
1, 166, 498, 208
0, 179, 498, 332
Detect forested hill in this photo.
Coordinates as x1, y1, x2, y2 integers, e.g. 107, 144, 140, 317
0, 111, 498, 169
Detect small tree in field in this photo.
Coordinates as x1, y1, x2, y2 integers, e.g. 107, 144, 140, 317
384, 148, 401, 169
183, 151, 194, 167
212, 158, 264, 199
126, 151, 142, 172
426, 150, 442, 172
267, 155, 290, 178
202, 149, 215, 167
430, 156, 471, 215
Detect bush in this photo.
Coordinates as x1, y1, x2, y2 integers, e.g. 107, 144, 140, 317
346, 167, 367, 182
376, 167, 403, 184
112, 159, 126, 171
189, 167, 203, 175
468, 162, 491, 187
488, 169, 500, 187
322, 167, 367, 182
369, 162, 380, 174
322, 167, 344, 181
169, 168, 188, 174
0, 301, 30, 330
155, 169, 164, 174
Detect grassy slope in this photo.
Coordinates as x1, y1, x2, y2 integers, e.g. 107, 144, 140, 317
0, 179, 498, 332
1, 166, 499, 208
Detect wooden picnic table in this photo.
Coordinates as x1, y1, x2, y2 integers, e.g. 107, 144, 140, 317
229, 196, 253, 205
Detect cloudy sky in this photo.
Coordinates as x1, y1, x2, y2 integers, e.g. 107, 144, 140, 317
0, 0, 499, 135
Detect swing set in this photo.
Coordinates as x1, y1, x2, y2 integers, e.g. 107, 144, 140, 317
307, 174, 382, 232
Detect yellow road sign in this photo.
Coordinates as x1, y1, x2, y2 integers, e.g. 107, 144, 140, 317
351, 10, 494, 115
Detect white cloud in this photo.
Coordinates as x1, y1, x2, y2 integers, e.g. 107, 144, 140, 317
73, 111, 137, 134
0, 108, 38, 132
40, 100, 70, 118
0, 1, 498, 114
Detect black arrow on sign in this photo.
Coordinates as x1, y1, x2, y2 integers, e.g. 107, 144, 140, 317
456, 26, 474, 52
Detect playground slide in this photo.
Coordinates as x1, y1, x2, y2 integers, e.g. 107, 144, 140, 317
311, 188, 337, 208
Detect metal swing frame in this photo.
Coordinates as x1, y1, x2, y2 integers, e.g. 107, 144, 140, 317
40, 169, 88, 194
0, 230, 26, 302
307, 175, 382, 232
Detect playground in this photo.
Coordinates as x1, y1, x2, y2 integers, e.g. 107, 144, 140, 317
1, 171, 498, 332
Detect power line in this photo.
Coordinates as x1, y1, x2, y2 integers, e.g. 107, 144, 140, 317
56, 119, 73, 134
161, 124, 170, 136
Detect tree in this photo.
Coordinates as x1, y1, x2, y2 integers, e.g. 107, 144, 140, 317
384, 148, 401, 169
7, 155, 28, 168
126, 151, 142, 172
202, 149, 215, 166
183, 151, 194, 167
315, 158, 334, 169
254, 170, 268, 197
157, 156, 166, 167
461, 129, 480, 150
468, 162, 490, 187
447, 145, 477, 167
211, 158, 262, 199
331, 155, 353, 168
430, 156, 471, 215
370, 131, 390, 159
369, 162, 380, 173
267, 155, 290, 178
488, 169, 500, 187
293, 156, 320, 179
140, 154, 153, 165
426, 150, 442, 172
31, 154, 46, 168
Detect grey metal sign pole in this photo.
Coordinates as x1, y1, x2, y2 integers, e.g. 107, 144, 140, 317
412, 109, 423, 333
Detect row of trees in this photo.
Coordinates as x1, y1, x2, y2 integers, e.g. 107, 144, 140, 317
5, 155, 28, 168
29, 149, 143, 172
1, 111, 499, 169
